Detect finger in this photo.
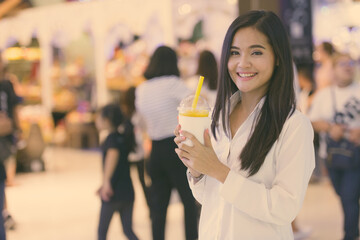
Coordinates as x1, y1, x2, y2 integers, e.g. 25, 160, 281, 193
174, 135, 186, 145
180, 130, 201, 146
178, 156, 191, 168
175, 148, 191, 160
174, 124, 181, 136
204, 129, 213, 148
178, 142, 193, 153
175, 148, 192, 168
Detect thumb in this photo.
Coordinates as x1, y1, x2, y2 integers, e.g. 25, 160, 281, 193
204, 129, 212, 148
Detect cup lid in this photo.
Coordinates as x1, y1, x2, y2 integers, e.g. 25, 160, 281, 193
178, 95, 210, 112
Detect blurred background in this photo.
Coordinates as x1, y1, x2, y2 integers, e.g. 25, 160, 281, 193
0, 0, 359, 239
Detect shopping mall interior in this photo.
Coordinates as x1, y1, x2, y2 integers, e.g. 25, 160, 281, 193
0, 0, 360, 239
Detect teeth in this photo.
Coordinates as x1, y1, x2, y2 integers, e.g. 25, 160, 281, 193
239, 73, 256, 77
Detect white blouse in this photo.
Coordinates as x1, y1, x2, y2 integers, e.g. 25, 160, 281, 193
188, 92, 315, 240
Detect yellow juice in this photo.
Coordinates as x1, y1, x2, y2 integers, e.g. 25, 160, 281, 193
179, 110, 209, 117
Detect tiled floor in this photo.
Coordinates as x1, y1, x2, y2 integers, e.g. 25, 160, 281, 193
5, 147, 346, 240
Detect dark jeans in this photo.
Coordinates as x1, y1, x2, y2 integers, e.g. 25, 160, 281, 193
130, 160, 151, 208
327, 167, 360, 240
0, 181, 5, 240
149, 137, 198, 240
98, 201, 138, 240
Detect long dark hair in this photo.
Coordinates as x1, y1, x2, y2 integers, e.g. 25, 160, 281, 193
211, 10, 296, 176
143, 46, 180, 80
321, 41, 336, 56
120, 86, 136, 118
196, 50, 218, 90
100, 103, 136, 153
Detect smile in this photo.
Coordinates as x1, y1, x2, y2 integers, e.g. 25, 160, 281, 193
237, 72, 257, 78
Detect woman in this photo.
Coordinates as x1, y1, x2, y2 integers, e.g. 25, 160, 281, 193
309, 52, 360, 240
0, 57, 21, 239
186, 50, 218, 108
135, 46, 198, 240
174, 10, 315, 239
313, 41, 336, 91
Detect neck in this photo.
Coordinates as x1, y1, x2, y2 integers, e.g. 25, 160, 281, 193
240, 93, 263, 115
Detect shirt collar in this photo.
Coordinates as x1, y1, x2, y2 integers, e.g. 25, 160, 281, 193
223, 91, 266, 139
229, 91, 266, 115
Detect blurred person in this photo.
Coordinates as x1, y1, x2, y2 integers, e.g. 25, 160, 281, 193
135, 46, 198, 240
313, 41, 336, 91
309, 52, 360, 240
95, 104, 139, 240
0, 55, 21, 239
120, 86, 151, 208
1, 66, 21, 186
297, 65, 316, 114
186, 50, 219, 107
297, 65, 324, 180
185, 50, 219, 222
313, 42, 338, 181
291, 65, 317, 239
174, 10, 315, 239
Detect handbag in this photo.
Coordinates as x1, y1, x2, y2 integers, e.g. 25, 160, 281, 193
326, 88, 360, 169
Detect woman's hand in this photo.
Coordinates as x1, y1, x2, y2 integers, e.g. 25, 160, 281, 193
174, 125, 230, 183
99, 181, 113, 202
174, 124, 202, 177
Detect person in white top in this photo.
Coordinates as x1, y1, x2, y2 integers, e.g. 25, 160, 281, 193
185, 50, 218, 108
313, 42, 336, 91
174, 10, 315, 240
135, 46, 198, 240
308, 52, 360, 240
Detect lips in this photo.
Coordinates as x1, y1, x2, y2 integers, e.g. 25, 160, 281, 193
237, 72, 258, 79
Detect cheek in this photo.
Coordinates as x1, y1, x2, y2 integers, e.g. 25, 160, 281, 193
261, 58, 275, 77
335, 68, 347, 79
227, 59, 236, 74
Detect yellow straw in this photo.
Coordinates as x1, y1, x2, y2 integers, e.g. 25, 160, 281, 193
192, 75, 204, 110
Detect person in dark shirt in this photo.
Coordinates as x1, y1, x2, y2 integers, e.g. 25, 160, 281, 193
0, 57, 20, 240
95, 103, 138, 240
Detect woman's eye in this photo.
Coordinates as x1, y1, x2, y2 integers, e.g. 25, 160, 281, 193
252, 51, 263, 56
230, 51, 240, 56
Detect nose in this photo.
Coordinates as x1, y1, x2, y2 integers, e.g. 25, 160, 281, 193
237, 54, 251, 69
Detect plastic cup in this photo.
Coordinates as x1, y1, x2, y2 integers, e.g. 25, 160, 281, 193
178, 95, 211, 146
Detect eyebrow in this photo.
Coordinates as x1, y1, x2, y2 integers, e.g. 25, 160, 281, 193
230, 44, 266, 50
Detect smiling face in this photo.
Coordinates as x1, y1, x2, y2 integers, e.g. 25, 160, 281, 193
227, 27, 275, 99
